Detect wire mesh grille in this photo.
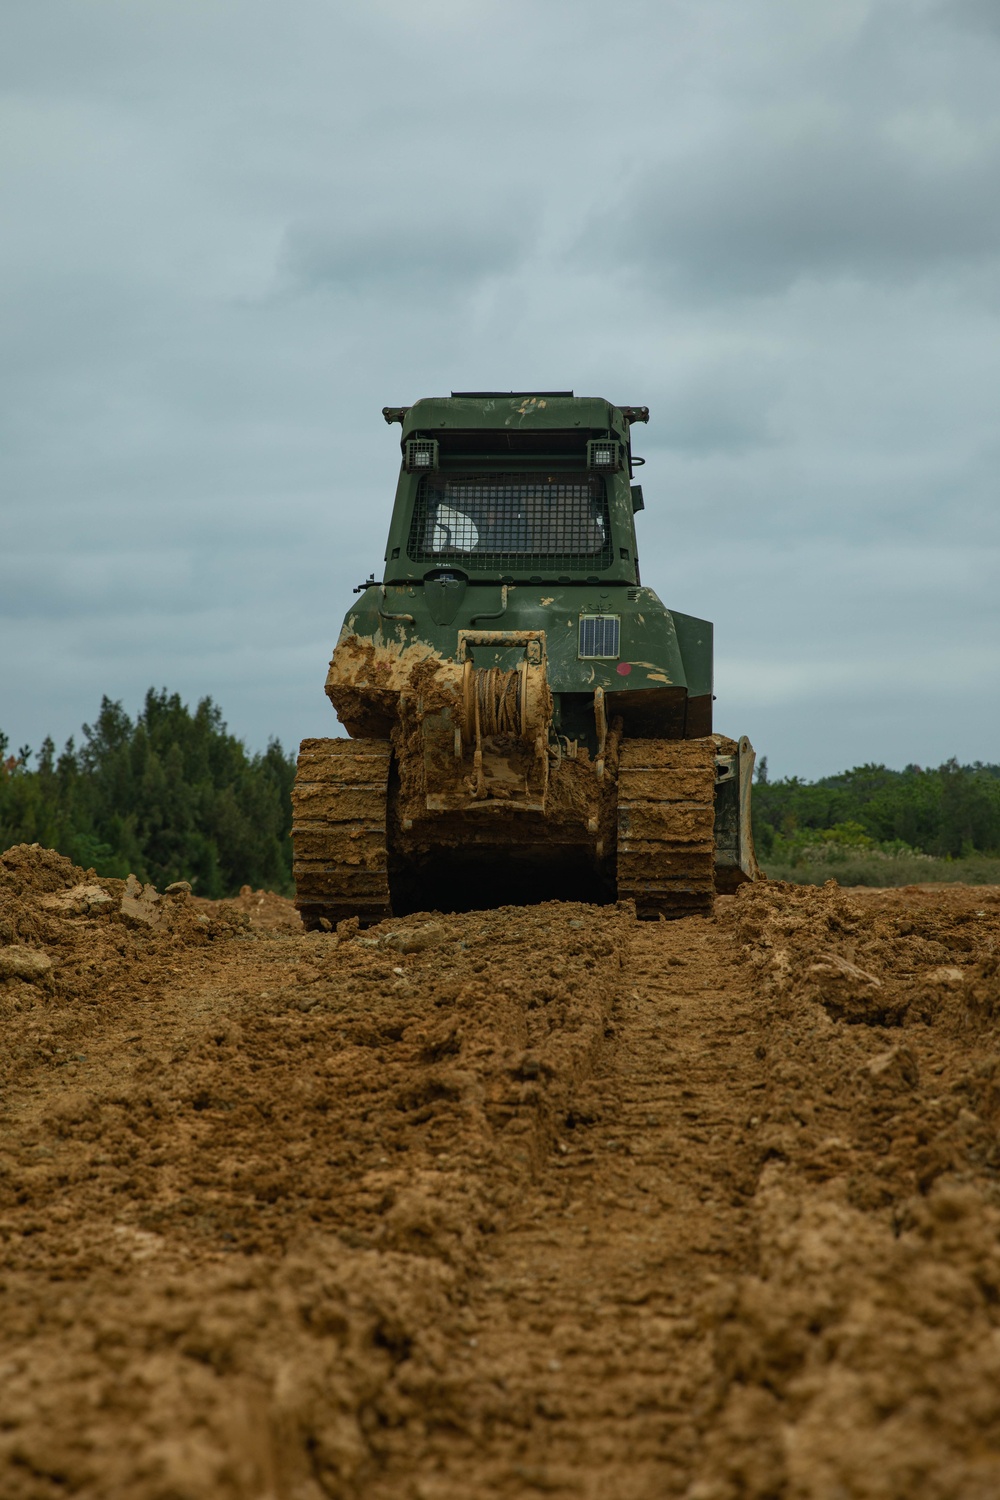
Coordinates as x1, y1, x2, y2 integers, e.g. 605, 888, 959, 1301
405, 438, 439, 472
586, 439, 624, 472
408, 472, 612, 571
578, 615, 621, 659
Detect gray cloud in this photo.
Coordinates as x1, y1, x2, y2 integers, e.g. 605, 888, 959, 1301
624, 132, 1000, 296
279, 210, 535, 295
2, 0, 999, 778
594, 3, 1000, 297
945, 0, 1000, 40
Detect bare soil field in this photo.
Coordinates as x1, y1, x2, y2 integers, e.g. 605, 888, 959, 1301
2, 843, 1000, 1498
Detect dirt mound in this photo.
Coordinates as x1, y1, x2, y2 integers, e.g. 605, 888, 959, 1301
210, 884, 304, 933
0, 844, 629, 1497
0, 843, 247, 1096
696, 879, 1000, 1499
3, 848, 1000, 1497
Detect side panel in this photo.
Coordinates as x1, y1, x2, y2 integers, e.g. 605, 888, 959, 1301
669, 611, 713, 703
326, 582, 710, 732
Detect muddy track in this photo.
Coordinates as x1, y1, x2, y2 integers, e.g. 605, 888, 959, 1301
291, 738, 392, 930
365, 918, 762, 1498
3, 845, 1000, 1499
616, 739, 717, 919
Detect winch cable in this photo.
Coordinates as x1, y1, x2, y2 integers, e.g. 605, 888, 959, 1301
475, 667, 523, 737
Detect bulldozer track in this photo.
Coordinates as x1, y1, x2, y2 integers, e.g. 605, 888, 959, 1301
291, 737, 392, 929
616, 737, 717, 919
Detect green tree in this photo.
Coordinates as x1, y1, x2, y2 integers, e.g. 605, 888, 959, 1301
0, 690, 297, 896
753, 758, 1000, 861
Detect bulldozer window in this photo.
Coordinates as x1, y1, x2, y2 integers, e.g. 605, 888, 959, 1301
410, 473, 612, 570
428, 503, 479, 551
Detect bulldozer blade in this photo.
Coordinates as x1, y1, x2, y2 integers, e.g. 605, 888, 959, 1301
713, 735, 763, 893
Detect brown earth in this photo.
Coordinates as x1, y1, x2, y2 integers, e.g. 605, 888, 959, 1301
2, 844, 1000, 1498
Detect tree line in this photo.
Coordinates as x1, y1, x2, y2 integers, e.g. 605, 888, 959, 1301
0, 690, 296, 897
4, 691, 998, 894
752, 758, 1000, 861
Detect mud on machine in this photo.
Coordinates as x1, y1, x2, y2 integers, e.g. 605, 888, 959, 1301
292, 392, 761, 926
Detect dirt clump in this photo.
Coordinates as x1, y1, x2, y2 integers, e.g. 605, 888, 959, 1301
3, 847, 1000, 1497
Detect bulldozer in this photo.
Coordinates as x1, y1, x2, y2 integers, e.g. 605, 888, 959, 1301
292, 392, 760, 927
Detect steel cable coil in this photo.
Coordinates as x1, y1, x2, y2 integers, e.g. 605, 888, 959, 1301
475, 667, 522, 737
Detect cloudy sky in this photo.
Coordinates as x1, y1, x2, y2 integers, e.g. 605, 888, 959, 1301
3, 0, 998, 778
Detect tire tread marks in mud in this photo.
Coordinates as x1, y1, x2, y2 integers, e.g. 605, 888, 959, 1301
616, 737, 716, 918
291, 737, 391, 928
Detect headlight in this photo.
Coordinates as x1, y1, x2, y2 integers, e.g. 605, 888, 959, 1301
404, 439, 439, 472
586, 439, 624, 471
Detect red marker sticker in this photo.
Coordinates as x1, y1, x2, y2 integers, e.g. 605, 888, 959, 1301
616, 662, 632, 676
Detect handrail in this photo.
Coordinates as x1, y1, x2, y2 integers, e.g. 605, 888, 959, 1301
469, 585, 509, 624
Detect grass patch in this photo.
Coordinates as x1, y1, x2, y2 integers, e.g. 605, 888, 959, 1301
758, 820, 1000, 886
763, 852, 1000, 887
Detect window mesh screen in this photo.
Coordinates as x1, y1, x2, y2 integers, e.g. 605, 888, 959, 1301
408, 472, 612, 571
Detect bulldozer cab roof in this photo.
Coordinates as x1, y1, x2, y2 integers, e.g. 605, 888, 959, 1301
391, 394, 642, 444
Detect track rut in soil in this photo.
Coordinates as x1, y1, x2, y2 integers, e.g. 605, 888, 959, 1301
3, 844, 1000, 1498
